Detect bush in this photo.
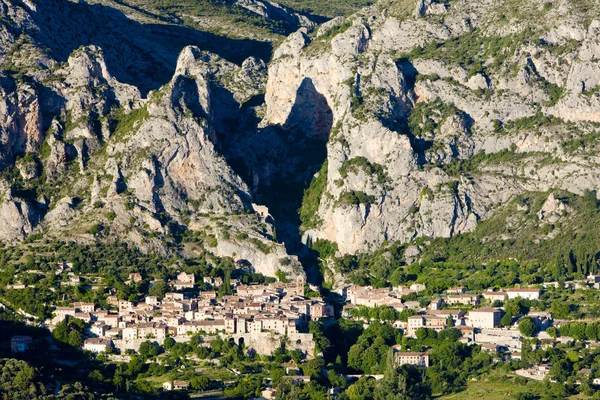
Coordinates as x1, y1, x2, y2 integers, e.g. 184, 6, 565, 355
279, 257, 292, 266
310, 239, 339, 259
190, 376, 211, 390
275, 270, 289, 283
518, 317, 536, 337
338, 191, 376, 206
339, 157, 387, 184
89, 224, 104, 235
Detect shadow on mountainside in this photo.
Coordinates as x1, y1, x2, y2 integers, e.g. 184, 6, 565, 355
25, 0, 272, 96
216, 78, 333, 283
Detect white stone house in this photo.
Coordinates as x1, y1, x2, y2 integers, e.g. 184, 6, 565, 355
83, 338, 113, 353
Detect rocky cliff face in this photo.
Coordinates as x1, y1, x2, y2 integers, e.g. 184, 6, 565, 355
1, 0, 600, 279
0, 0, 304, 280
260, 0, 600, 255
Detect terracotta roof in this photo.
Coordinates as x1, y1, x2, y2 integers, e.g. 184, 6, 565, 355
470, 307, 501, 313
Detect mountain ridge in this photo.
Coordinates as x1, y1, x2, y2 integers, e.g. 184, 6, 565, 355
1, 0, 600, 285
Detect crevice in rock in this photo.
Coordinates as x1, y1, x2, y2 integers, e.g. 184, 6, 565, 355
215, 78, 333, 281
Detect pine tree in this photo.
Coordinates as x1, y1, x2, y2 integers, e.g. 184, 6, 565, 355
384, 347, 398, 382
520, 339, 531, 369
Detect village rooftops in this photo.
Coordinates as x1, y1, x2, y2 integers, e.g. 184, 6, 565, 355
470, 307, 501, 313
393, 351, 429, 356
483, 291, 507, 297
427, 310, 466, 317
84, 338, 112, 345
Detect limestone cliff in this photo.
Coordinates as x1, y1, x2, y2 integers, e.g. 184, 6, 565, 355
1, 0, 600, 281
260, 0, 600, 254
0, 0, 304, 280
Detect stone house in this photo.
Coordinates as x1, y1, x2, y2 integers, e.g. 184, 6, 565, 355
446, 294, 480, 306
83, 338, 113, 353
467, 307, 502, 329
392, 346, 429, 367
506, 288, 541, 300
73, 302, 95, 313
482, 291, 508, 302
11, 336, 32, 353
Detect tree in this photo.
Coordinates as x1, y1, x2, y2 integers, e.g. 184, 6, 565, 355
348, 343, 366, 371
378, 307, 397, 322
397, 309, 417, 322
53, 316, 85, 348
570, 322, 587, 341
546, 327, 558, 339
505, 299, 527, 316
190, 376, 210, 390
328, 370, 347, 389
438, 328, 460, 342
551, 300, 572, 319
550, 359, 572, 383
210, 338, 224, 353
139, 341, 160, 359
13, 363, 35, 391
271, 368, 285, 386
163, 337, 176, 350
389, 269, 407, 287
586, 322, 598, 341
566, 350, 579, 363
346, 376, 377, 400
501, 313, 513, 327
68, 330, 83, 347
88, 369, 104, 382
309, 321, 331, 357
218, 269, 233, 296
518, 318, 536, 337
415, 327, 430, 341
302, 358, 325, 377
148, 281, 168, 300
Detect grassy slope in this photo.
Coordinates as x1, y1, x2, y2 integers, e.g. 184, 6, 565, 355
276, 0, 374, 17
112, 0, 288, 40
438, 378, 580, 400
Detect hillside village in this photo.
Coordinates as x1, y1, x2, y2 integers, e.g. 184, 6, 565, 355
5, 249, 600, 397
46, 271, 327, 358
10, 262, 600, 393
4, 0, 600, 397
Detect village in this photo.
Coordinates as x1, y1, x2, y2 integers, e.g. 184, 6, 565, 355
10, 261, 600, 394
46, 270, 329, 358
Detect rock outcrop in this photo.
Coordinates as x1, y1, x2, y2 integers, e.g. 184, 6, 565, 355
236, 0, 316, 31
260, 0, 600, 254
1, 0, 600, 278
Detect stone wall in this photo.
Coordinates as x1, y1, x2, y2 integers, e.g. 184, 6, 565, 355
114, 331, 315, 357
